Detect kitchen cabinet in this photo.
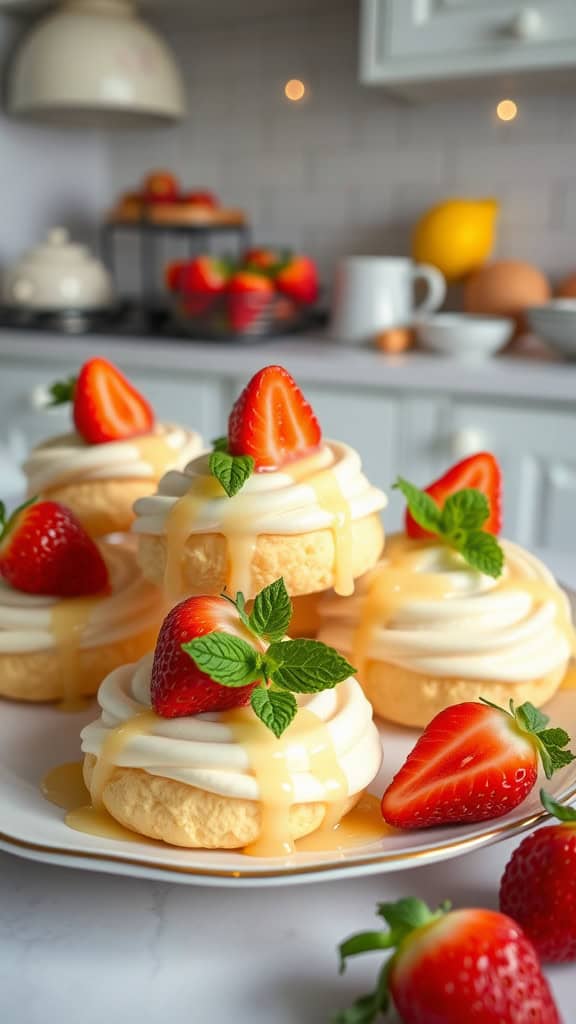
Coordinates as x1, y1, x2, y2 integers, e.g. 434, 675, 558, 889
0, 332, 575, 552
360, 0, 576, 89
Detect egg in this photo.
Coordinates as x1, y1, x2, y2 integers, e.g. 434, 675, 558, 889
464, 261, 551, 323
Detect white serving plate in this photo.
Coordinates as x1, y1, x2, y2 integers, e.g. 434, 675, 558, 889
2, 597, 576, 889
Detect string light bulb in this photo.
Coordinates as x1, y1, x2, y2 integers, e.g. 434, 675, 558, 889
284, 78, 306, 102
496, 99, 518, 122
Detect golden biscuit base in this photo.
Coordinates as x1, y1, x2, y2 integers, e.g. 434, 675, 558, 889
358, 659, 568, 729
137, 513, 385, 600
0, 624, 160, 703
83, 755, 360, 849
39, 478, 162, 539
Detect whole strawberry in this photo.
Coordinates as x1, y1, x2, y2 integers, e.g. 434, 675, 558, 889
151, 595, 260, 717
0, 498, 109, 597
381, 698, 574, 830
336, 898, 561, 1024
500, 789, 576, 963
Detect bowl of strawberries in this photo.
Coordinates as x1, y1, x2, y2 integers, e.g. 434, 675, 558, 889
166, 248, 319, 340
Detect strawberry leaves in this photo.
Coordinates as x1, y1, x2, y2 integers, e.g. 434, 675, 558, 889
482, 697, 575, 780
395, 477, 504, 578
48, 375, 76, 406
182, 577, 355, 738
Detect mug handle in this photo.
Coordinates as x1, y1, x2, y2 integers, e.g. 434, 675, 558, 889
412, 263, 446, 316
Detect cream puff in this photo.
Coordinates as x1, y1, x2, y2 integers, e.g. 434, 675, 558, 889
318, 455, 574, 727
24, 357, 203, 538
0, 500, 164, 704
133, 365, 386, 633
78, 583, 383, 851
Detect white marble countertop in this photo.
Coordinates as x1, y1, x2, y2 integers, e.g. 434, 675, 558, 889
0, 328, 575, 403
1, 549, 575, 1024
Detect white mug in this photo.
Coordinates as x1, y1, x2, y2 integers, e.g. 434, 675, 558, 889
331, 256, 446, 345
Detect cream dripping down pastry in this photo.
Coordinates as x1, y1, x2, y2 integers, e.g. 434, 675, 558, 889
133, 366, 387, 624
318, 454, 575, 727
76, 579, 383, 854
0, 498, 164, 705
24, 357, 203, 538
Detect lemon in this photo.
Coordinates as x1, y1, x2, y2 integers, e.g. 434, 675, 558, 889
412, 198, 499, 282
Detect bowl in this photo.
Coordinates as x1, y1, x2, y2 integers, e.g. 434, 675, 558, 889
415, 313, 514, 360
527, 301, 576, 358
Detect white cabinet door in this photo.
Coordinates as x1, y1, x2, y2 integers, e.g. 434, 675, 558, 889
361, 0, 576, 85
445, 401, 576, 549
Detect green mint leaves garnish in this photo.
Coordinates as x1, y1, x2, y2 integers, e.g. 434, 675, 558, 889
394, 477, 504, 579
335, 898, 450, 1023
481, 697, 575, 779
183, 577, 355, 738
248, 576, 293, 641
211, 435, 229, 453
208, 450, 254, 498
48, 375, 76, 406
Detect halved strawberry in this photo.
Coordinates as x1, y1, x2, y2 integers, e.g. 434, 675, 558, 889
406, 452, 502, 539
0, 499, 109, 597
228, 365, 322, 469
381, 699, 573, 830
50, 358, 155, 445
151, 596, 260, 717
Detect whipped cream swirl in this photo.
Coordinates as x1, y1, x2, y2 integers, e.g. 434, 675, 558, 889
24, 423, 203, 494
318, 539, 573, 682
0, 541, 162, 653
132, 441, 387, 537
80, 654, 383, 802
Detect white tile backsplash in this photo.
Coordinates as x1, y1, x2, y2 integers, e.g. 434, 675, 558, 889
3, 5, 576, 288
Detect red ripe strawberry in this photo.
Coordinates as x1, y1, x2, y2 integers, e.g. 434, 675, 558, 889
182, 190, 218, 208
164, 260, 185, 292
142, 170, 180, 202
50, 357, 155, 445
338, 899, 561, 1024
406, 452, 502, 539
243, 247, 285, 272
178, 256, 229, 295
381, 699, 574, 830
226, 270, 274, 332
151, 595, 260, 717
275, 255, 319, 305
228, 365, 322, 469
500, 791, 576, 963
0, 499, 109, 597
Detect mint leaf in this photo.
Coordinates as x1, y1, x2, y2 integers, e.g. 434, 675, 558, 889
393, 478, 443, 534
458, 530, 504, 578
249, 577, 293, 641
515, 701, 549, 734
510, 700, 574, 779
209, 451, 254, 497
211, 435, 229, 453
182, 632, 263, 687
250, 686, 297, 738
442, 489, 490, 535
266, 639, 354, 693
48, 375, 76, 406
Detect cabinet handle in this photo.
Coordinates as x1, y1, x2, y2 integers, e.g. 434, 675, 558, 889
506, 8, 542, 41
450, 428, 490, 459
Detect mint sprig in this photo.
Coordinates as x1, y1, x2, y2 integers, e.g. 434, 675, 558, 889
394, 477, 504, 579
182, 577, 355, 738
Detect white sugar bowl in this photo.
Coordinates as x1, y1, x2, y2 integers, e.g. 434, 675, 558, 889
3, 227, 114, 311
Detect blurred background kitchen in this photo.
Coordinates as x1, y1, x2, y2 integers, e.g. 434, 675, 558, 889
1, 0, 575, 546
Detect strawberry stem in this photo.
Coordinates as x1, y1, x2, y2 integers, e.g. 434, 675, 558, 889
479, 697, 575, 780
540, 788, 576, 822
48, 376, 76, 406
336, 899, 449, 1023
0, 496, 37, 545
